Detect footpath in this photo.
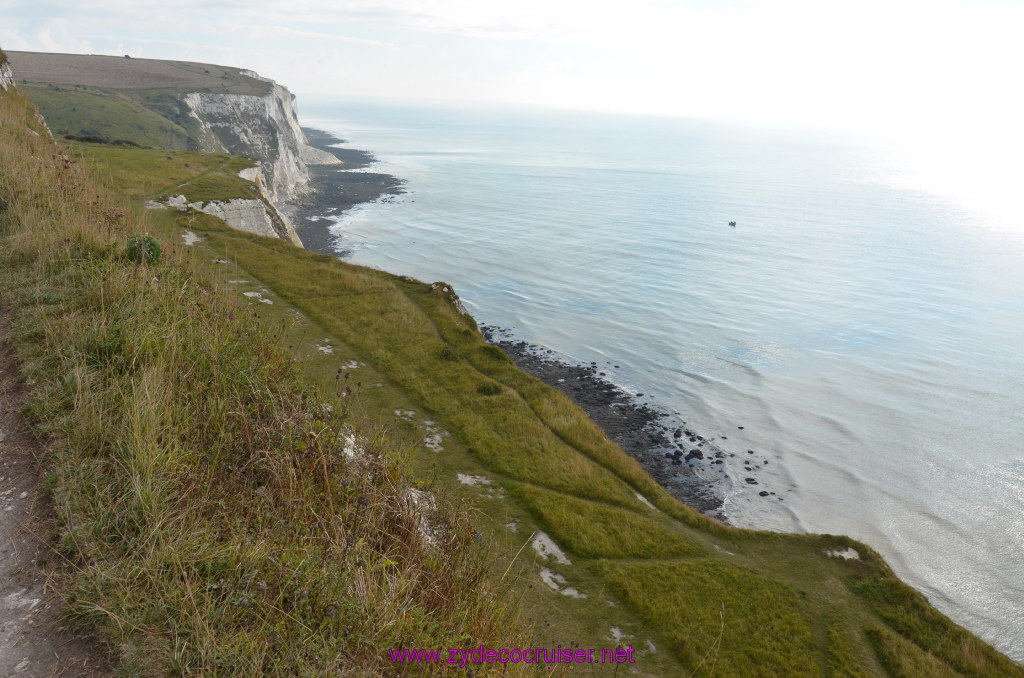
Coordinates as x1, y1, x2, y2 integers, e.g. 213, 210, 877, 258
0, 317, 110, 677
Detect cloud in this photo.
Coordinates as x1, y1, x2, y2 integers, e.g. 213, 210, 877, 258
241, 25, 397, 50
4, 0, 1023, 135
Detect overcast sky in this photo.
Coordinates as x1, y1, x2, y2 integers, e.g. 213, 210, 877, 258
3, 0, 1022, 136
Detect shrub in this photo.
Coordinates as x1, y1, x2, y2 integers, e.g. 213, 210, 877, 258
125, 232, 161, 265
477, 382, 501, 396
439, 343, 460, 361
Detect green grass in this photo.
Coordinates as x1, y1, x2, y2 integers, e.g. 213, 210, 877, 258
866, 627, 965, 678
16, 57, 274, 152
63, 141, 257, 203
4, 78, 1023, 677
0, 82, 530, 677
509, 482, 704, 559
594, 559, 821, 675
20, 83, 192, 148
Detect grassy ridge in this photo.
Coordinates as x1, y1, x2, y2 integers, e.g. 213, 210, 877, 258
0, 80, 529, 677
5, 78, 1024, 676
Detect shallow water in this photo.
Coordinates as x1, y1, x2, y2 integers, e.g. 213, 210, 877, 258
299, 97, 1024, 660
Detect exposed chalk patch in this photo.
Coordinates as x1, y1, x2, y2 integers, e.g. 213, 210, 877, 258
181, 230, 201, 245
243, 291, 273, 305
609, 627, 634, 643
457, 474, 491, 487
342, 433, 359, 460
539, 567, 564, 592
405, 488, 440, 548
635, 492, 656, 510
3, 591, 40, 611
826, 547, 860, 560
532, 531, 571, 565
539, 567, 586, 598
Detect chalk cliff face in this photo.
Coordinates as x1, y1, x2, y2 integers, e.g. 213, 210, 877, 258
3, 50, 317, 246
153, 193, 302, 247
0, 58, 13, 90
146, 161, 303, 247
183, 74, 338, 204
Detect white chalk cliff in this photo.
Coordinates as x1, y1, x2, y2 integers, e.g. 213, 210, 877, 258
147, 167, 303, 247
182, 72, 339, 205
0, 57, 13, 90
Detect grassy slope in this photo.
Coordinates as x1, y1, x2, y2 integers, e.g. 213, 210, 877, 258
155, 203, 1022, 678
12, 53, 274, 151
18, 83, 193, 148
3, 80, 1022, 676
0, 80, 529, 677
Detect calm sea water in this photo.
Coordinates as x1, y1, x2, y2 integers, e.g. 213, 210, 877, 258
299, 97, 1024, 660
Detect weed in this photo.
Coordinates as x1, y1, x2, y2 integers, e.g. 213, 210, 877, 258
125, 231, 161, 264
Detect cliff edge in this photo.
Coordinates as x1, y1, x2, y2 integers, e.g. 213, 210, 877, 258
181, 72, 340, 204
0, 49, 12, 90
6, 51, 339, 240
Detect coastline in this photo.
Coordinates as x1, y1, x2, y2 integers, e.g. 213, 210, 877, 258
480, 326, 730, 517
281, 127, 405, 254
243, 118, 1024, 665
285, 126, 787, 523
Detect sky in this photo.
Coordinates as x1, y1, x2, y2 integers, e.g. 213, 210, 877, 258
2, 0, 1022, 135
4, 0, 1024, 222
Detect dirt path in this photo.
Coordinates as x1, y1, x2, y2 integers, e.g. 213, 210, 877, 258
0, 318, 111, 677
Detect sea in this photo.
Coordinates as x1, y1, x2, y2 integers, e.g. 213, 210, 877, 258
298, 96, 1024, 661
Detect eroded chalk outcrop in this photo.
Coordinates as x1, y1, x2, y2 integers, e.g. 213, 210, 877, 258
183, 76, 339, 204
149, 188, 302, 247
0, 56, 13, 91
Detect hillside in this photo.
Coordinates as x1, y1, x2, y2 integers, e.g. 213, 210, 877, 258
2, 50, 1022, 676
6, 50, 339, 203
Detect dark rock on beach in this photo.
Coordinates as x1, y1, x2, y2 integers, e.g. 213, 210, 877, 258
481, 326, 725, 517
285, 129, 733, 520
282, 128, 406, 255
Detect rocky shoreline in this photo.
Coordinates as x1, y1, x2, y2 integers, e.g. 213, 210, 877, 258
480, 326, 733, 519
284, 126, 790, 524
281, 127, 405, 255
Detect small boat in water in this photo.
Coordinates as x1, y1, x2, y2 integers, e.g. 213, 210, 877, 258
728, 221, 736, 227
